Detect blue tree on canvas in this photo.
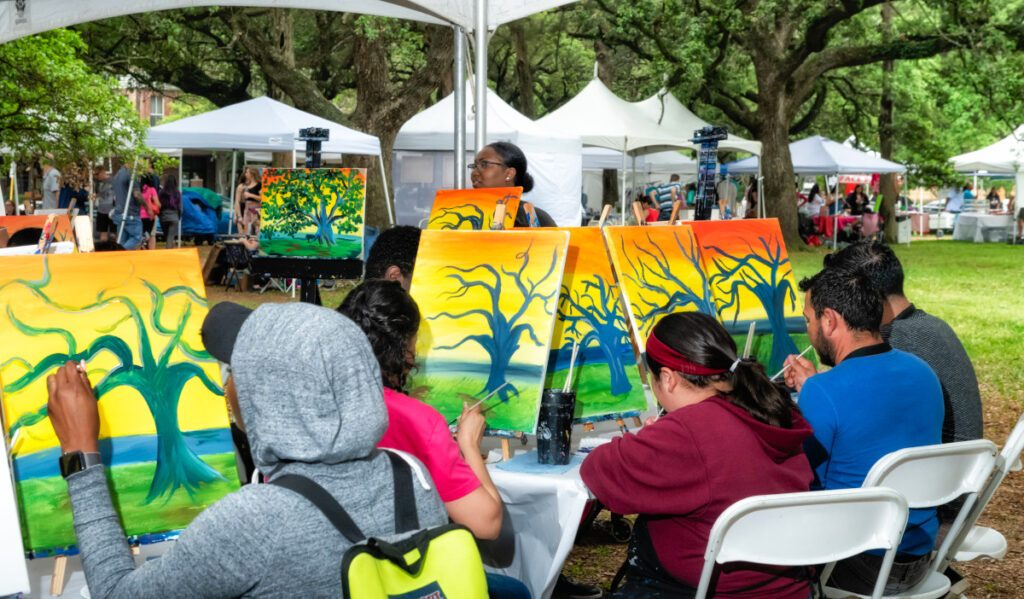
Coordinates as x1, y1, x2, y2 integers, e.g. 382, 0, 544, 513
429, 204, 485, 230
428, 242, 559, 402
260, 168, 364, 245
557, 276, 633, 396
619, 230, 716, 335
703, 234, 798, 372
1, 259, 225, 503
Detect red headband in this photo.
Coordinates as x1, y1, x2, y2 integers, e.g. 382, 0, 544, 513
646, 333, 728, 376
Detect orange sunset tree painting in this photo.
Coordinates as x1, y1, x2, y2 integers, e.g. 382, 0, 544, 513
409, 229, 568, 434
0, 250, 239, 554
427, 187, 521, 230
690, 219, 806, 372
604, 225, 716, 346
547, 228, 648, 420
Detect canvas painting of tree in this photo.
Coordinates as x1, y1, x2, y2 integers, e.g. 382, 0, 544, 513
0, 250, 240, 555
689, 219, 808, 373
259, 168, 365, 258
545, 228, 648, 421
408, 229, 569, 435
427, 187, 521, 230
603, 225, 717, 348
0, 215, 75, 245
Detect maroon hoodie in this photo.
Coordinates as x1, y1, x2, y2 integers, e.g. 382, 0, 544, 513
581, 395, 814, 598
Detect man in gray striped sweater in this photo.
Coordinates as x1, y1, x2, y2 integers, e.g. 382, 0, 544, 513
824, 242, 982, 444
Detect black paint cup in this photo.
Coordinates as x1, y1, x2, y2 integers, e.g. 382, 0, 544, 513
536, 389, 576, 465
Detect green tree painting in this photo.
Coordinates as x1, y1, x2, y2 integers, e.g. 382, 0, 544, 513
259, 168, 366, 258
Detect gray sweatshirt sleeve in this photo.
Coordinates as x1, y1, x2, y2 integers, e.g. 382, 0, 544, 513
67, 465, 263, 599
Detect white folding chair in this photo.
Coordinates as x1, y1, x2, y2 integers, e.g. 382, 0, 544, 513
824, 439, 998, 599
695, 488, 909, 599
947, 415, 1024, 564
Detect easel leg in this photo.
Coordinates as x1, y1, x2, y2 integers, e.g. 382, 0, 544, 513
632, 416, 643, 427
583, 422, 595, 432
50, 555, 67, 596
615, 418, 627, 433
501, 438, 511, 461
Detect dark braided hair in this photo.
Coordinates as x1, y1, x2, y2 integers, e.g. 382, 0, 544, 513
645, 312, 798, 428
337, 280, 420, 391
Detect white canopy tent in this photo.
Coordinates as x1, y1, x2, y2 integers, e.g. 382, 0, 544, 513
726, 135, 906, 246
633, 91, 762, 156
1, 0, 581, 195
146, 95, 393, 226
581, 149, 696, 217
725, 135, 906, 175
949, 127, 1024, 218
393, 86, 583, 227
537, 77, 693, 222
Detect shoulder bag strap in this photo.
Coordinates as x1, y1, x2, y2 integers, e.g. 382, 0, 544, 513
270, 474, 365, 544
384, 451, 420, 533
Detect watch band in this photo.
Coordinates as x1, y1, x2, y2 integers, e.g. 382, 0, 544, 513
59, 451, 103, 479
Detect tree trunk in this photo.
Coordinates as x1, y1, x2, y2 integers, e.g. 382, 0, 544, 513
879, 2, 899, 243
268, 9, 295, 103
756, 109, 802, 249
510, 22, 535, 118
594, 40, 613, 86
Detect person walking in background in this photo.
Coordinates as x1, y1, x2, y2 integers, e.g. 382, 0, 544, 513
92, 167, 115, 243
41, 159, 61, 210
234, 167, 263, 235
159, 172, 182, 249
57, 163, 89, 211
646, 174, 682, 220
111, 162, 144, 250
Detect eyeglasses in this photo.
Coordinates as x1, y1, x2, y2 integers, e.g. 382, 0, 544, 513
468, 160, 506, 171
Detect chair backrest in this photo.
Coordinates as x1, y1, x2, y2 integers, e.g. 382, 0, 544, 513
862, 439, 997, 508
943, 415, 1024, 567
862, 439, 997, 580
861, 213, 881, 236
695, 488, 909, 599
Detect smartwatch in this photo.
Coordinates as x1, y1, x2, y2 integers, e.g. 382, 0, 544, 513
59, 451, 103, 479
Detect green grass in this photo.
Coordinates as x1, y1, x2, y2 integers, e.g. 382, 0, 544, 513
18, 453, 239, 552
545, 361, 649, 419
259, 236, 361, 258
787, 240, 1024, 407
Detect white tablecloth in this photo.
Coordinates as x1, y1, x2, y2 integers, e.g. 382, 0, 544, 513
486, 458, 592, 599
952, 213, 1014, 242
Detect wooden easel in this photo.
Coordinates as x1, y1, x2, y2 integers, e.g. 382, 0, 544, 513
669, 200, 683, 224
491, 203, 507, 230
597, 204, 613, 228
50, 555, 67, 596
631, 201, 646, 226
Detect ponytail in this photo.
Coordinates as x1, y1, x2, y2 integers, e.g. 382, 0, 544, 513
645, 312, 799, 428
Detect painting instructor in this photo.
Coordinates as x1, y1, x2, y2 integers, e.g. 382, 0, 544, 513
471, 141, 556, 227
45, 302, 447, 597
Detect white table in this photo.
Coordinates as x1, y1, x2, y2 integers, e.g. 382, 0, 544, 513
487, 455, 591, 599
952, 212, 1014, 242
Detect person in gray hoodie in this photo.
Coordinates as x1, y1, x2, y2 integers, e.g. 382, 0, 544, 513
45, 301, 448, 598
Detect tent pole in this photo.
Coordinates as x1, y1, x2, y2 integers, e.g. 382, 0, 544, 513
378, 152, 394, 226
229, 151, 238, 235
88, 161, 94, 226
474, 0, 488, 153
117, 157, 139, 246
621, 140, 627, 225
757, 161, 764, 218
631, 154, 637, 212
454, 26, 467, 188
832, 174, 838, 249
11, 161, 18, 214
178, 153, 184, 248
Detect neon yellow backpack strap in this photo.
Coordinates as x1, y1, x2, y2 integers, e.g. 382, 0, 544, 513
342, 523, 488, 598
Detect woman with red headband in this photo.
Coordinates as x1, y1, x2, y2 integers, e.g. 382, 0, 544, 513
581, 312, 815, 598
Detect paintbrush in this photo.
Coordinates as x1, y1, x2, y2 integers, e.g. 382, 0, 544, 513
770, 345, 814, 382
448, 381, 511, 425
742, 322, 756, 358
562, 340, 580, 393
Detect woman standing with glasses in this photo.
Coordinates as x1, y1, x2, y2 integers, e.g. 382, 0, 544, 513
469, 141, 556, 227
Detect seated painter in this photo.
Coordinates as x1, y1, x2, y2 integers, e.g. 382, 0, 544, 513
337, 280, 532, 599
580, 312, 815, 599
470, 141, 556, 227
363, 225, 422, 290
46, 301, 447, 597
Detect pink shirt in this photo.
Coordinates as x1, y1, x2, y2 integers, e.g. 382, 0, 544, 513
378, 388, 481, 502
